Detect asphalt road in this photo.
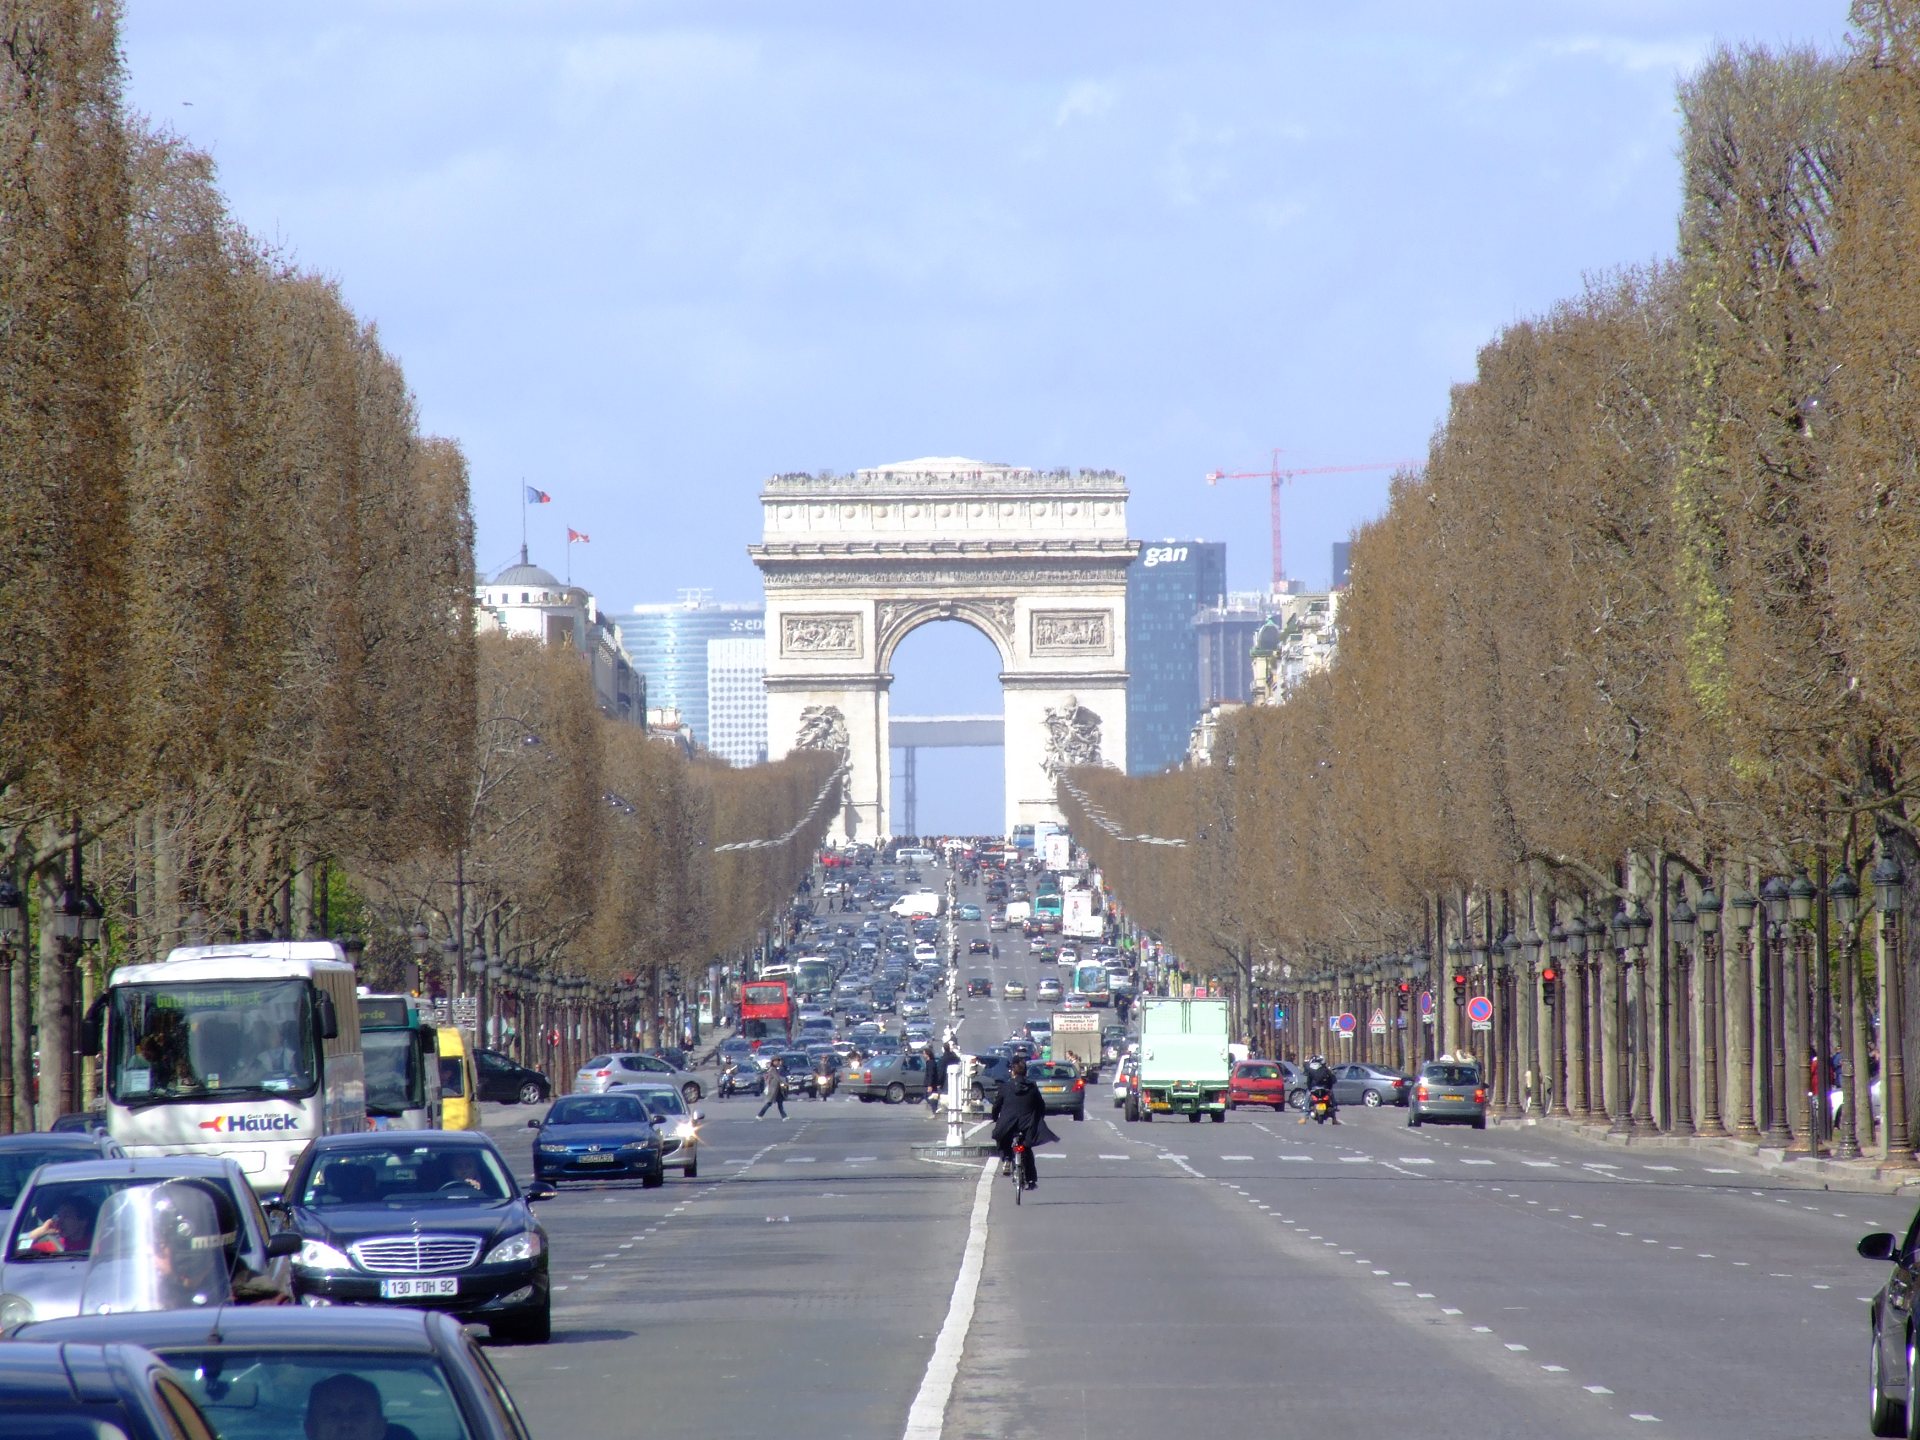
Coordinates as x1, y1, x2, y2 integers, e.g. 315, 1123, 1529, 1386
482, 868, 1892, 1440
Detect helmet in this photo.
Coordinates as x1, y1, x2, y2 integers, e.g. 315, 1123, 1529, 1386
1309, 1055, 1326, 1068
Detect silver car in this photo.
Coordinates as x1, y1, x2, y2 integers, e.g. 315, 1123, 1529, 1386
1407, 1061, 1488, 1128
0, 1154, 298, 1332
610, 1083, 702, 1178
575, 1051, 706, 1103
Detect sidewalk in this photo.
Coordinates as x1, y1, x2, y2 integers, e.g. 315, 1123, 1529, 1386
1497, 1108, 1920, 1195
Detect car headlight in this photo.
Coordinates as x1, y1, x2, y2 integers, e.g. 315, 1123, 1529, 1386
297, 1238, 355, 1272
485, 1231, 544, 1264
672, 1121, 697, 1139
537, 1143, 569, 1154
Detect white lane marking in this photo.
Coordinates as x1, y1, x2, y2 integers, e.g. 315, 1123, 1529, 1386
1522, 1161, 1558, 1168
901, 1157, 994, 1440
1505, 1343, 1529, 1351
1339, 1156, 1373, 1163
1471, 1326, 1492, 1333
1460, 1159, 1495, 1166
1279, 1155, 1315, 1162
1097, 1153, 1130, 1160
1586, 1386, 1613, 1394
1584, 1163, 1620, 1171
1704, 1167, 1739, 1174
1221, 1154, 1254, 1161
845, 1155, 878, 1163
783, 1157, 817, 1164
1165, 1154, 1206, 1178
1542, 1364, 1568, 1372
1643, 1165, 1679, 1172
1442, 1307, 1463, 1315
1397, 1157, 1435, 1165
1629, 1415, 1660, 1423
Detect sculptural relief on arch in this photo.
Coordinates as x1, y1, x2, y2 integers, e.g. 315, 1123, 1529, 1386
750, 458, 1135, 842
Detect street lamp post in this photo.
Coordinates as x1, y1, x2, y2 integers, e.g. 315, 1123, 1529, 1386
1520, 926, 1542, 1116
1566, 917, 1590, 1119
1609, 906, 1633, 1135
407, 922, 429, 998
1789, 869, 1818, 1151
1875, 856, 1910, 1162
1548, 921, 1570, 1118
1491, 936, 1516, 1117
0, 876, 22, 1134
1761, 877, 1794, 1148
1628, 901, 1655, 1136
1830, 867, 1863, 1161
1670, 892, 1696, 1135
1695, 882, 1728, 1137
1727, 882, 1761, 1140
1446, 938, 1466, 1059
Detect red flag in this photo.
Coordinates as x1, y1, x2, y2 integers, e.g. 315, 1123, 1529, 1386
567, 528, 590, 544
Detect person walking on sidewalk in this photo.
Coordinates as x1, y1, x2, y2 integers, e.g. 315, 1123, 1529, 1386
758, 1057, 789, 1120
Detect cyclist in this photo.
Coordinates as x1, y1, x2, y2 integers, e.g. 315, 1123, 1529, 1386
990, 1057, 1056, 1191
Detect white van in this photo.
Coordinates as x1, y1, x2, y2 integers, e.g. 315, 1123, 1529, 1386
889, 891, 944, 918
894, 846, 936, 867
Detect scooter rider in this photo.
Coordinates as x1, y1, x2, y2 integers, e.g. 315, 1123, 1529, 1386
1298, 1054, 1341, 1125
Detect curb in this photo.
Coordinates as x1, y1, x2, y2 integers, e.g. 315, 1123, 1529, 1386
1492, 1111, 1920, 1195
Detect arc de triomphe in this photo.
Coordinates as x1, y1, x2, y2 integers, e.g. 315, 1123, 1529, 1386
749, 458, 1136, 842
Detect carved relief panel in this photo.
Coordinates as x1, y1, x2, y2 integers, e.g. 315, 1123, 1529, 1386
780, 613, 862, 657
1030, 609, 1112, 656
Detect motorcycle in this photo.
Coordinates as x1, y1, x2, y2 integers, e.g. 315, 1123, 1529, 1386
1309, 1086, 1334, 1125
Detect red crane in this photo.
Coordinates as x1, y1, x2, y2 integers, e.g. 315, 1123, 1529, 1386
1205, 448, 1418, 589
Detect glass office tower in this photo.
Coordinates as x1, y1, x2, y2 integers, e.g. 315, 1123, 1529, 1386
613, 597, 764, 752
1126, 541, 1228, 774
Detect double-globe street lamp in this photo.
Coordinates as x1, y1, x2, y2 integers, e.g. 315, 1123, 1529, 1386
0, 876, 22, 1132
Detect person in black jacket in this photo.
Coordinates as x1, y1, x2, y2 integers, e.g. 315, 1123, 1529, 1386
990, 1058, 1058, 1190
1299, 1054, 1340, 1125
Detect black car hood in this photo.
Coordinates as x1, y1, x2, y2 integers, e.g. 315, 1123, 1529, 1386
292, 1201, 529, 1247
540, 1123, 659, 1147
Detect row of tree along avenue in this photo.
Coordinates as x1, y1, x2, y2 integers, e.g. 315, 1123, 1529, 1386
1063, 11, 1920, 1161
0, 2, 839, 1128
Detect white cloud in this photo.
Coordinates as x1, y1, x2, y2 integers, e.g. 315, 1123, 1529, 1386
1542, 33, 1713, 76
1055, 78, 1119, 127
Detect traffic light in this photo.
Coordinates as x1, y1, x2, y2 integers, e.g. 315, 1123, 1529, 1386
1541, 967, 1558, 1007
1452, 973, 1468, 1004
1396, 981, 1411, 1011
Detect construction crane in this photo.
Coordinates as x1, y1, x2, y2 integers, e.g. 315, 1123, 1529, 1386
1205, 448, 1418, 590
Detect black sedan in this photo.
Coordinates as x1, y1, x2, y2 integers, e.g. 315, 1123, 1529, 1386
1862, 1213, 1920, 1435
529, 1093, 665, 1186
277, 1132, 555, 1344
0, 1340, 214, 1440
19, 1304, 531, 1439
473, 1048, 552, 1105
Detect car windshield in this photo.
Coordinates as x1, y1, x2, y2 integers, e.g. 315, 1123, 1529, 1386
298, 1144, 512, 1206
620, 1087, 686, 1117
548, 1096, 648, 1126
167, 1352, 478, 1440
9, 1176, 235, 1264
108, 979, 318, 1105
0, 1147, 93, 1210
1423, 1065, 1482, 1085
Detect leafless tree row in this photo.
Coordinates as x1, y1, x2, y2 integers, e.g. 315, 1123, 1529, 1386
1067, 9, 1920, 1156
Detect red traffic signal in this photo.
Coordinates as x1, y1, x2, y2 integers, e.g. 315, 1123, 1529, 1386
1541, 967, 1557, 984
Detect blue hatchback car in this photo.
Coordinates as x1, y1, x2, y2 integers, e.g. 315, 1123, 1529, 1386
529, 1093, 665, 1187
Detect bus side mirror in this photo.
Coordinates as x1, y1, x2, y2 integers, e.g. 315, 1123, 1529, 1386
80, 995, 107, 1057
314, 992, 340, 1041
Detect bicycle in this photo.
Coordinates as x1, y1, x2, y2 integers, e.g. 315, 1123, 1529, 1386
1010, 1140, 1029, 1204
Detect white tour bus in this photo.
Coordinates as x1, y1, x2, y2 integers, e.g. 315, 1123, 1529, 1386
83, 940, 366, 1194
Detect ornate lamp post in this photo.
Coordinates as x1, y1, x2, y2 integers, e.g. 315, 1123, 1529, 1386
1830, 867, 1863, 1160
1491, 935, 1517, 1117
1789, 869, 1818, 1150
1727, 882, 1761, 1139
1409, 946, 1430, 1069
1695, 881, 1727, 1137
0, 876, 22, 1133
1565, 916, 1591, 1119
1446, 938, 1466, 1058
1520, 925, 1542, 1115
1609, 906, 1633, 1134
1469, 933, 1490, 1076
1670, 891, 1696, 1135
1547, 921, 1570, 1118
1875, 855, 1910, 1162
1761, 876, 1794, 1147
407, 922, 430, 998
1627, 900, 1655, 1135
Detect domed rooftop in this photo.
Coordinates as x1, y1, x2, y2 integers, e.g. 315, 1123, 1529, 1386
1253, 619, 1282, 652
492, 546, 560, 587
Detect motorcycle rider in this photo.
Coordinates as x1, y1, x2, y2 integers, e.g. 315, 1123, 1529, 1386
1298, 1054, 1341, 1125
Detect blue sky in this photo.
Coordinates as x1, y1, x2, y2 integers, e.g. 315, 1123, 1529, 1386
121, 3, 1851, 832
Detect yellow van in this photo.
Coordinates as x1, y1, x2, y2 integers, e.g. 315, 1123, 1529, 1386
436, 1025, 482, 1130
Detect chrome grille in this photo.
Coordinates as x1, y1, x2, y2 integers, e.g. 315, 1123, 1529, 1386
349, 1235, 481, 1274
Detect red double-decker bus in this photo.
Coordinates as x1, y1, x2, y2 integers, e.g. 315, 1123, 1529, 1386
739, 977, 792, 1042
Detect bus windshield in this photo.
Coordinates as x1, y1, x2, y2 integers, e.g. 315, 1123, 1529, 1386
362, 1028, 425, 1116
107, 979, 317, 1106
794, 959, 831, 999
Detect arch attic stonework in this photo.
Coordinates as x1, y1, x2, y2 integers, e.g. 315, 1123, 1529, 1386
750, 458, 1136, 842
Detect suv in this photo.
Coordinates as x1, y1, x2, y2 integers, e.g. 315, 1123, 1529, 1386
1408, 1061, 1487, 1128
967, 977, 993, 997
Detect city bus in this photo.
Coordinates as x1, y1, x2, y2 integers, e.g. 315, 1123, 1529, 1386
82, 940, 366, 1194
1072, 959, 1112, 1008
739, 976, 792, 1043
792, 957, 833, 1004
1034, 893, 1064, 930
358, 991, 441, 1130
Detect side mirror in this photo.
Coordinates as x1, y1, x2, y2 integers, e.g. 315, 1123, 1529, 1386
526, 1117, 542, 1129
314, 992, 340, 1041
693, 1110, 705, 1123
266, 1231, 304, 1259
80, 995, 107, 1058
1860, 1232, 1899, 1262
525, 1182, 557, 1203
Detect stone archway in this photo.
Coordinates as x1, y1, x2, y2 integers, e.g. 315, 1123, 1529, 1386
750, 458, 1136, 842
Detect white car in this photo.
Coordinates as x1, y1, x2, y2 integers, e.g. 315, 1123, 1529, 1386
1112, 1056, 1138, 1108
1036, 978, 1063, 1001
913, 942, 937, 963
1004, 979, 1027, 1000
609, 1083, 702, 1179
